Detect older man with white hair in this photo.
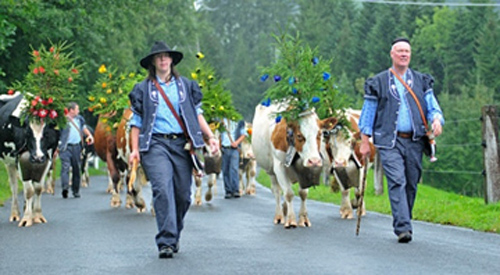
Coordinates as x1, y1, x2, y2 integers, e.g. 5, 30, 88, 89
358, 37, 444, 243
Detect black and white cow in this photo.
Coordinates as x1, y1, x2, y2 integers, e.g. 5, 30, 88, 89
0, 92, 59, 227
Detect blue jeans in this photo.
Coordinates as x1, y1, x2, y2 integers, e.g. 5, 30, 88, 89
222, 147, 240, 194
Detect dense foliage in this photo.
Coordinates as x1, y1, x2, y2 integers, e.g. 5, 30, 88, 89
1, 0, 499, 197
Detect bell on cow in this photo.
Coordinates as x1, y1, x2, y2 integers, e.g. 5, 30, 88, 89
184, 142, 191, 151
204, 154, 222, 174
333, 158, 360, 190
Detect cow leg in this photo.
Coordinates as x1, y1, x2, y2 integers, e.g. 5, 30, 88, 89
18, 180, 34, 227
43, 159, 56, 195
205, 173, 216, 202
5, 162, 20, 222
238, 167, 244, 196
193, 173, 203, 206
105, 169, 114, 193
246, 163, 256, 195
81, 157, 90, 188
126, 170, 146, 213
32, 181, 47, 224
283, 186, 297, 228
270, 175, 284, 225
298, 188, 311, 227
340, 189, 354, 219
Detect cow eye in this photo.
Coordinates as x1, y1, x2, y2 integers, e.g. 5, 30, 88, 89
296, 134, 305, 142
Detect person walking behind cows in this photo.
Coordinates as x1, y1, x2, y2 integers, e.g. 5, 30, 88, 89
59, 102, 94, 199
221, 118, 247, 199
359, 38, 444, 243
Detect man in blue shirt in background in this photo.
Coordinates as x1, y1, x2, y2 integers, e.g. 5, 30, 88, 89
221, 118, 247, 199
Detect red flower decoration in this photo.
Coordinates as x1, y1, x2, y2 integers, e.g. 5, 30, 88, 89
39, 66, 46, 74
31, 100, 38, 107
49, 110, 58, 119
48, 97, 53, 104
64, 108, 68, 115
38, 109, 48, 118
33, 68, 39, 74
68, 77, 73, 83
50, 47, 54, 53
33, 50, 39, 57
41, 100, 48, 106
54, 69, 59, 76
32, 110, 39, 116
71, 68, 79, 74
7, 89, 14, 95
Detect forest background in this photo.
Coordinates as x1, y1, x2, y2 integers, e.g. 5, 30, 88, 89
1, 0, 499, 199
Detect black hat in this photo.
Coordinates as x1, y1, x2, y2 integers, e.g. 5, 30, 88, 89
392, 37, 410, 46
140, 41, 183, 69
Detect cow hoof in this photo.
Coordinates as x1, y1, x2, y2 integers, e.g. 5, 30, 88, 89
136, 207, 147, 213
194, 199, 202, 206
299, 217, 311, 227
33, 215, 47, 224
273, 215, 284, 225
18, 218, 33, 227
9, 215, 20, 222
205, 192, 213, 202
284, 222, 297, 229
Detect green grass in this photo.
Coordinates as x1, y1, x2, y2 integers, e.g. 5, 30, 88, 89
0, 158, 107, 206
257, 170, 500, 234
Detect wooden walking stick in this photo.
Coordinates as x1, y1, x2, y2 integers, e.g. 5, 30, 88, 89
128, 158, 138, 193
356, 155, 369, 236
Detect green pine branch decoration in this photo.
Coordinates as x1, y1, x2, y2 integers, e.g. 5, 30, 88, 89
259, 32, 348, 122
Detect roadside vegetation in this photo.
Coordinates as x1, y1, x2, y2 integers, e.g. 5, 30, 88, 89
256, 170, 500, 234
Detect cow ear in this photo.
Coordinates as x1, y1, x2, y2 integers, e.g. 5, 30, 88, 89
320, 117, 337, 130
353, 131, 361, 140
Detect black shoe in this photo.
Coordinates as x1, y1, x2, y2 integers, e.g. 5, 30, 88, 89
73, 193, 81, 198
159, 246, 174, 259
233, 192, 241, 198
62, 190, 68, 199
398, 231, 412, 243
224, 193, 233, 199
173, 243, 179, 253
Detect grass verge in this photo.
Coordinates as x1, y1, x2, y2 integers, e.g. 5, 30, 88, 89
257, 169, 500, 233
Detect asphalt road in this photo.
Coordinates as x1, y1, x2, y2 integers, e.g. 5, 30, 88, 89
1, 175, 499, 275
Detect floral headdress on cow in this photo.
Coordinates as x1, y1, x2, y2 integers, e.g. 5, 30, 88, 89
9, 41, 83, 128
190, 52, 242, 133
259, 33, 348, 123
87, 64, 144, 131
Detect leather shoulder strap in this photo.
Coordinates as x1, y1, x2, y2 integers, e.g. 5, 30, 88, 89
390, 68, 428, 130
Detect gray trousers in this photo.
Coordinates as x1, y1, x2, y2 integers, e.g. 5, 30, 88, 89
60, 143, 82, 194
378, 137, 423, 236
222, 147, 240, 194
140, 136, 193, 250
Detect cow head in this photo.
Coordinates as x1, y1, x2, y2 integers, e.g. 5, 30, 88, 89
25, 120, 59, 163
273, 110, 323, 168
321, 117, 357, 169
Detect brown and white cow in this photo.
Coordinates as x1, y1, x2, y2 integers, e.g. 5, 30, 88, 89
238, 135, 256, 195
322, 108, 376, 219
0, 92, 59, 227
94, 109, 147, 212
252, 103, 335, 228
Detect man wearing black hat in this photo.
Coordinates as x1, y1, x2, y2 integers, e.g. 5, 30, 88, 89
358, 38, 444, 243
128, 41, 219, 258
